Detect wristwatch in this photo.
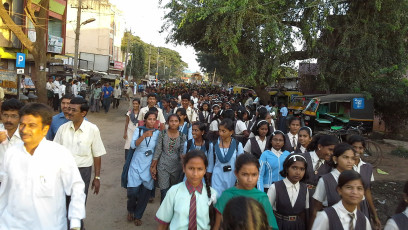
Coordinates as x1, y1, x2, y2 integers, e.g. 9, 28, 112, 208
94, 176, 101, 180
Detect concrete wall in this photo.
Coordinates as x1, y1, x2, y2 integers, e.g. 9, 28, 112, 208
65, 0, 124, 63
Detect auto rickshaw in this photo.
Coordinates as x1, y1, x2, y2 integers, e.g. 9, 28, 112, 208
301, 94, 374, 132
288, 94, 326, 117
269, 90, 303, 109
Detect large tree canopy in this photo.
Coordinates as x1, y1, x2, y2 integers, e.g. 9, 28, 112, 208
162, 0, 408, 133
161, 0, 336, 102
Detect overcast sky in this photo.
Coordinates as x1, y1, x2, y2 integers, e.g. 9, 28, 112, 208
110, 0, 201, 72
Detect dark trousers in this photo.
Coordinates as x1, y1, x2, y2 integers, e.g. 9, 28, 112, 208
66, 166, 92, 230
103, 97, 112, 112
113, 98, 120, 108
127, 185, 151, 219
160, 188, 170, 204
53, 94, 59, 111
279, 116, 287, 133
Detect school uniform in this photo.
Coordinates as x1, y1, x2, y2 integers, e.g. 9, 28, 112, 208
284, 133, 298, 152
178, 121, 193, 140
207, 138, 244, 198
313, 169, 341, 207
384, 207, 408, 230
207, 119, 221, 141
234, 119, 249, 145
127, 127, 160, 220
267, 178, 309, 230
293, 145, 307, 154
155, 181, 217, 230
303, 151, 331, 198
257, 148, 290, 191
312, 201, 371, 230
243, 136, 268, 159
198, 110, 210, 124
354, 160, 374, 218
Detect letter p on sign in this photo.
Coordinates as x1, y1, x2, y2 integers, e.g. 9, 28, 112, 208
16, 53, 26, 68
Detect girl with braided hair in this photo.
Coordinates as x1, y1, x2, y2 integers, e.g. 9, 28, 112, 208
155, 150, 216, 229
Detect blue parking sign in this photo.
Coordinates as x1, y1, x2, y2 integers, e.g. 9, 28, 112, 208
353, 98, 365, 109
16, 53, 26, 68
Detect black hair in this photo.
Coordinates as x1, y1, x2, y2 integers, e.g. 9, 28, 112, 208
337, 170, 365, 190
147, 93, 157, 99
61, 94, 74, 100
1, 98, 24, 112
166, 114, 180, 124
132, 98, 141, 103
176, 108, 190, 123
257, 107, 268, 120
280, 153, 309, 182
70, 97, 89, 113
192, 121, 206, 134
252, 120, 271, 137
222, 197, 269, 230
221, 109, 235, 121
181, 93, 190, 100
268, 131, 286, 150
219, 118, 234, 131
19, 103, 53, 126
328, 143, 355, 168
287, 116, 301, 127
183, 150, 215, 228
148, 107, 158, 113
236, 108, 246, 121
395, 181, 408, 214
299, 126, 312, 137
201, 102, 210, 112
307, 134, 339, 151
144, 111, 157, 120
235, 153, 260, 173
347, 135, 366, 148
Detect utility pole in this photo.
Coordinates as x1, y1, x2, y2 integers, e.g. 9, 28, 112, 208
147, 45, 151, 77
124, 29, 131, 79
156, 47, 160, 81
163, 56, 166, 76
129, 53, 133, 79
73, 0, 82, 79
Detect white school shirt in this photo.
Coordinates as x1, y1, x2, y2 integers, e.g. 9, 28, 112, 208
54, 120, 106, 168
235, 120, 247, 135
267, 178, 310, 210
0, 139, 86, 229
137, 106, 166, 124
299, 145, 306, 154
310, 151, 325, 170
53, 81, 60, 94
353, 160, 375, 182
72, 84, 78, 96
243, 136, 267, 154
209, 119, 220, 131
312, 201, 371, 230
0, 125, 22, 169
313, 169, 341, 206
384, 207, 408, 230
155, 182, 217, 230
287, 132, 298, 148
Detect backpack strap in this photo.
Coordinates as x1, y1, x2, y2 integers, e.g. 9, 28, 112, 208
187, 139, 193, 152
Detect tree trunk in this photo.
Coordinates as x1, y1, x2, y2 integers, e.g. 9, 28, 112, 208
253, 85, 269, 106
33, 0, 49, 104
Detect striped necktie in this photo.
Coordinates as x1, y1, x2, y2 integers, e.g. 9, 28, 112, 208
188, 192, 197, 230
348, 213, 355, 230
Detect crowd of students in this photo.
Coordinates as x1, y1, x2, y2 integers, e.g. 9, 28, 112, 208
120, 86, 407, 230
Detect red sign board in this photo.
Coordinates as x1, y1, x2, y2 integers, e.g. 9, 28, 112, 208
114, 61, 123, 70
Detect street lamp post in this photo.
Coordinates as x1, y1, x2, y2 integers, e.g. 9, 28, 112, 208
73, 0, 95, 79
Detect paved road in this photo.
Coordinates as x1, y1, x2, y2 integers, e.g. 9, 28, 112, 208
83, 99, 160, 230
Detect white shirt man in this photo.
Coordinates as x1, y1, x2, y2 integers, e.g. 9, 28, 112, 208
0, 124, 21, 169
54, 97, 106, 198
0, 103, 86, 230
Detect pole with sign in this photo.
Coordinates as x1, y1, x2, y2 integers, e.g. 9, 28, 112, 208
16, 53, 26, 99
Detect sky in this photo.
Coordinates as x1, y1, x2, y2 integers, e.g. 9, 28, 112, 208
110, 0, 201, 73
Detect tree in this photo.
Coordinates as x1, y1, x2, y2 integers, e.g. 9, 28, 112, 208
161, 0, 327, 103
126, 43, 145, 80
315, 0, 408, 133
0, 0, 49, 103
121, 32, 187, 80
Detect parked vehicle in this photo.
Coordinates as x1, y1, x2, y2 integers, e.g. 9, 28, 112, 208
301, 94, 374, 132
269, 90, 303, 107
288, 94, 326, 116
